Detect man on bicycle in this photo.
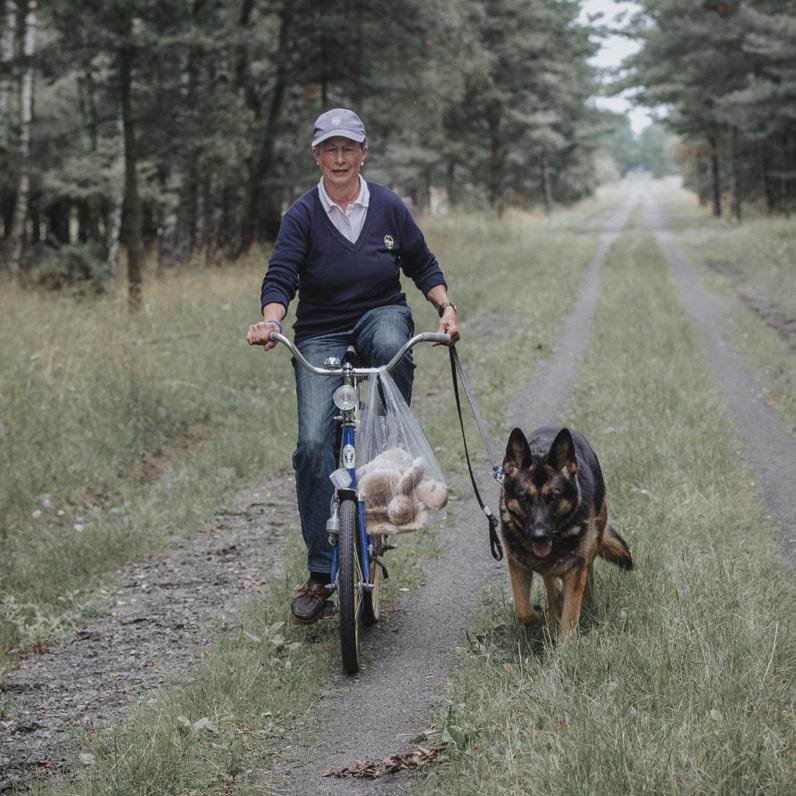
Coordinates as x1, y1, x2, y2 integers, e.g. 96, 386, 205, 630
247, 108, 459, 624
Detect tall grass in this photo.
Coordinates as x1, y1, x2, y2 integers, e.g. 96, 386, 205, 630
411, 229, 794, 794
0, 254, 297, 655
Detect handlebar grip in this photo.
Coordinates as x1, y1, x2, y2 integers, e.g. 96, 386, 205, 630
424, 332, 451, 345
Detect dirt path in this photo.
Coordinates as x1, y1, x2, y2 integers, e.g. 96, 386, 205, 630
643, 199, 796, 567
270, 197, 638, 796
0, 481, 294, 792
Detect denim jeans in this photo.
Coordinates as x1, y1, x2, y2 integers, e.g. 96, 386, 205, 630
292, 304, 415, 575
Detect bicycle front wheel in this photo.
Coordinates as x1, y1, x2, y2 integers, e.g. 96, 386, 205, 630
338, 497, 363, 675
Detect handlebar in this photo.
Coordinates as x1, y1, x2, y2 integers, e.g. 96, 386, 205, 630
267, 331, 451, 376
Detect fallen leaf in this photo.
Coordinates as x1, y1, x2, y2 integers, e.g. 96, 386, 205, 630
323, 743, 448, 779
192, 717, 218, 733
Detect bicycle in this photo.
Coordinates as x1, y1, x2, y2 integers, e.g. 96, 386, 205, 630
268, 329, 450, 674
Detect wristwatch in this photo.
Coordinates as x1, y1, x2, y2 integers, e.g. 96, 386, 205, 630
437, 301, 456, 317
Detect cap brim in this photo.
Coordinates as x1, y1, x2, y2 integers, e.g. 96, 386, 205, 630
312, 129, 366, 147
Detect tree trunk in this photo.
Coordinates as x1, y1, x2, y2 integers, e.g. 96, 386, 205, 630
707, 134, 721, 218
760, 141, 774, 215
354, 0, 365, 110
239, 0, 292, 252
9, 0, 36, 276
541, 157, 553, 215
47, 200, 69, 244
29, 200, 39, 243
235, 0, 258, 115
0, 0, 16, 157
487, 105, 503, 216
727, 126, 741, 223
119, 33, 143, 310
106, 115, 125, 275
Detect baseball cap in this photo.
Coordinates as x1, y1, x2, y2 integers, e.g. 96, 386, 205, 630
311, 108, 366, 147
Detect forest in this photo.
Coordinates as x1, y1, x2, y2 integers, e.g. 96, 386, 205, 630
0, 0, 794, 303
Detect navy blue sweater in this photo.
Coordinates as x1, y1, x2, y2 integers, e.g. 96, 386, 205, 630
260, 182, 446, 342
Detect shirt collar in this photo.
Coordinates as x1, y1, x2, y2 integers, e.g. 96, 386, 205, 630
318, 175, 369, 213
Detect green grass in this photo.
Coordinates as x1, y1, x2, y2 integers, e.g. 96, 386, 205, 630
3, 196, 608, 792
410, 228, 794, 794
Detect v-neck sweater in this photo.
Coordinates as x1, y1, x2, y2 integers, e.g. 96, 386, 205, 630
260, 181, 446, 343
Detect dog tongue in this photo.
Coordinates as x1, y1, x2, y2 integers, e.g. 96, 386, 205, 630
533, 541, 552, 558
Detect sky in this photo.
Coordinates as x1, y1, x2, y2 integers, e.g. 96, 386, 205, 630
578, 0, 653, 134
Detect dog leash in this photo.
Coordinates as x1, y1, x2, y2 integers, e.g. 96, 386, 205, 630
449, 345, 504, 561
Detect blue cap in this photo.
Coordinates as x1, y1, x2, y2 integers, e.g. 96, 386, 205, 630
312, 108, 366, 147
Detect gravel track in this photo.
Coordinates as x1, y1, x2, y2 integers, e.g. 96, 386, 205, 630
0, 482, 294, 792
271, 198, 638, 795
643, 199, 796, 567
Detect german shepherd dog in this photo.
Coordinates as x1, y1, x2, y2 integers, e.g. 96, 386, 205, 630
500, 426, 632, 640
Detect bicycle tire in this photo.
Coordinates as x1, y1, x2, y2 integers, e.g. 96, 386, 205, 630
362, 533, 383, 627
338, 497, 362, 675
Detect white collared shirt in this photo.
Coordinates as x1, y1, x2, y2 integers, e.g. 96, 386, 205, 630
317, 175, 370, 244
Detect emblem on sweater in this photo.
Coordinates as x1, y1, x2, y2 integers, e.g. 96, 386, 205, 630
384, 234, 394, 250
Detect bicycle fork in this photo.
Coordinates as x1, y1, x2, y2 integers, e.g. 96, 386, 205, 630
327, 416, 371, 589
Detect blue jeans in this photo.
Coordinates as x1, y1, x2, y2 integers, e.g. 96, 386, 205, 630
292, 305, 415, 575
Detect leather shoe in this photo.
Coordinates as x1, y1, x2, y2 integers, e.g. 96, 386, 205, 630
291, 579, 334, 624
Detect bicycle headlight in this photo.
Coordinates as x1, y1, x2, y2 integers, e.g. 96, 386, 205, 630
333, 384, 358, 411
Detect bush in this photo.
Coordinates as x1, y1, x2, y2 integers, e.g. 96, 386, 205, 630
27, 242, 111, 293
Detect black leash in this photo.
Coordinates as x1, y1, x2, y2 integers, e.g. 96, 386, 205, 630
449, 345, 504, 561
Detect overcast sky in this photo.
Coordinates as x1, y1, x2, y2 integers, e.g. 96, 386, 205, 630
578, 0, 652, 134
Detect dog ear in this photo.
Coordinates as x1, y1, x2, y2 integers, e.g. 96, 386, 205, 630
547, 427, 577, 476
504, 427, 531, 474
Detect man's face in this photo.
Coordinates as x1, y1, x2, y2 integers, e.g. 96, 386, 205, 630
314, 136, 367, 194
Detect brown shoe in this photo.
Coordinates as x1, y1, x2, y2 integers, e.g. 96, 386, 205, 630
291, 579, 334, 624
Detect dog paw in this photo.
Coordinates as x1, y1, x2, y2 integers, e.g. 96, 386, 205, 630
515, 606, 543, 625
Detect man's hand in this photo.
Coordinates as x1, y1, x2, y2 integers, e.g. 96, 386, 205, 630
437, 306, 460, 346
246, 320, 280, 351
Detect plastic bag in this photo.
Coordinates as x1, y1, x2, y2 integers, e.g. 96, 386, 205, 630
355, 367, 447, 535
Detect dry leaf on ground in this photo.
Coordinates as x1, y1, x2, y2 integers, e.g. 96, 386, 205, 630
323, 743, 448, 779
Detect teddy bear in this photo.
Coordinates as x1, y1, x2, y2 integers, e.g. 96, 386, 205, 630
356, 446, 448, 532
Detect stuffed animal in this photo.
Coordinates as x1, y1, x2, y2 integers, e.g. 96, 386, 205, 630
357, 447, 447, 532
415, 477, 448, 511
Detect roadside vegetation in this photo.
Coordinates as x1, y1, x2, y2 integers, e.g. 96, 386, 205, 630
5, 193, 607, 792
410, 213, 794, 794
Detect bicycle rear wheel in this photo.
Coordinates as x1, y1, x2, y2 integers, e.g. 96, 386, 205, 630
362, 534, 383, 627
338, 497, 363, 674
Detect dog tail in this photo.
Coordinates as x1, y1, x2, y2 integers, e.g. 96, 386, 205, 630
599, 526, 633, 571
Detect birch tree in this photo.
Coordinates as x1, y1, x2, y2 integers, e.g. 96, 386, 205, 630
0, 0, 16, 158
9, 0, 35, 275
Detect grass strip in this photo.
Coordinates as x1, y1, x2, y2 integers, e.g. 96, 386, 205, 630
410, 226, 795, 794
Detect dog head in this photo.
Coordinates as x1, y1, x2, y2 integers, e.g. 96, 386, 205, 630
501, 427, 580, 559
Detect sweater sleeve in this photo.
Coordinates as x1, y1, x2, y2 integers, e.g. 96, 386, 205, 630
395, 199, 447, 296
260, 203, 309, 311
